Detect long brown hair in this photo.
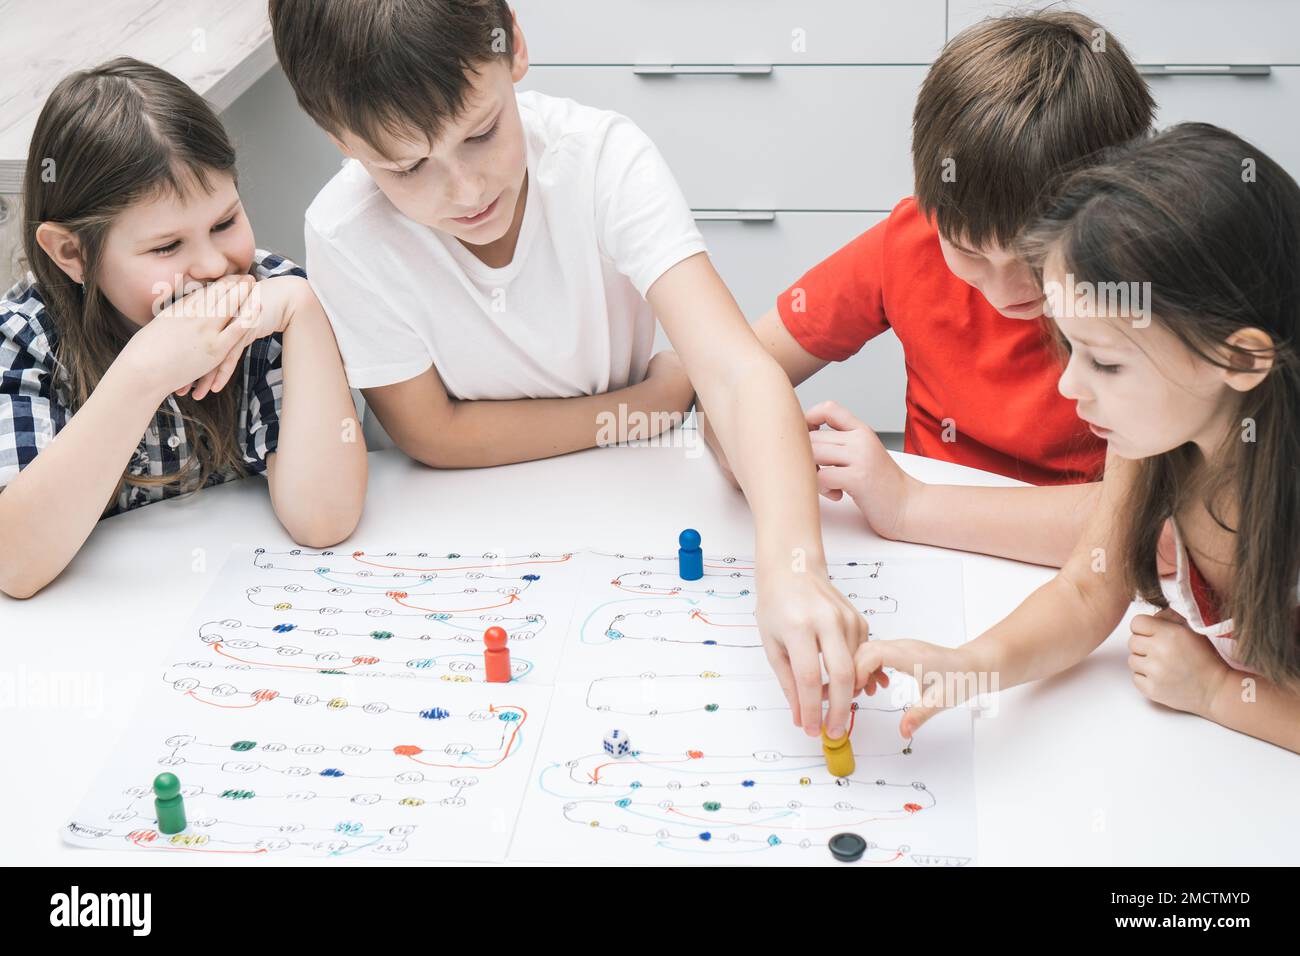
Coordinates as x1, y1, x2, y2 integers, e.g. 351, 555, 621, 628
22, 57, 249, 509
1020, 123, 1300, 687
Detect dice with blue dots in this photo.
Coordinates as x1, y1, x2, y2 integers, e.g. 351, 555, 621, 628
603, 729, 631, 758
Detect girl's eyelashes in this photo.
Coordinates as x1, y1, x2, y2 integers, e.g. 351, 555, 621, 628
149, 214, 240, 255
1090, 358, 1121, 374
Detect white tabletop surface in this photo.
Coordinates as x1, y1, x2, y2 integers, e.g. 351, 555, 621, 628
4, 436, 1296, 866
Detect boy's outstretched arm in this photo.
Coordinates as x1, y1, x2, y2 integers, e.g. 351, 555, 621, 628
363, 350, 695, 468
647, 252, 868, 739
699, 305, 827, 486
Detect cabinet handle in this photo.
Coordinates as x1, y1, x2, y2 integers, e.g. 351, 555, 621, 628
634, 64, 773, 76
1138, 64, 1271, 76
692, 210, 777, 222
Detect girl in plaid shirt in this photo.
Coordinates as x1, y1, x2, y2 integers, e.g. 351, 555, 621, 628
0, 58, 368, 597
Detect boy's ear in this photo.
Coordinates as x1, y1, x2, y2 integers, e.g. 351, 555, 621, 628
1221, 327, 1275, 392
34, 222, 84, 284
509, 9, 529, 82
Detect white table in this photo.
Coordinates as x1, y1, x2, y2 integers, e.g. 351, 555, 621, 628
4, 438, 1296, 866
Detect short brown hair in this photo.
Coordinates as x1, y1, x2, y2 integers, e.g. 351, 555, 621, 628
912, 10, 1154, 248
269, 0, 514, 159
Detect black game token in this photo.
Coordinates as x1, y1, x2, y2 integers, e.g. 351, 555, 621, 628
829, 832, 867, 862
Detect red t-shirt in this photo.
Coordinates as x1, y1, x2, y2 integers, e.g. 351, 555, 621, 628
777, 197, 1104, 485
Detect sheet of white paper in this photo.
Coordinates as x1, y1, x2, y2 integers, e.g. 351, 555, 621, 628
63, 545, 583, 861
512, 551, 977, 865
65, 545, 977, 865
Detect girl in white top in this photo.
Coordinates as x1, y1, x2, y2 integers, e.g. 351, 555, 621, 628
852, 124, 1300, 754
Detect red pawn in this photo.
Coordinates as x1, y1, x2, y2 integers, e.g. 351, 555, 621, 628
483, 626, 511, 683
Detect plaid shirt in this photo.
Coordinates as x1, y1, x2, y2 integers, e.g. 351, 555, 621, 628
0, 250, 306, 517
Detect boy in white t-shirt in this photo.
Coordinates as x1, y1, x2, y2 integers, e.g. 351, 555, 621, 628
269, 0, 882, 738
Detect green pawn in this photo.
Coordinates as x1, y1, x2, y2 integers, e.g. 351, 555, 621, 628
153, 772, 187, 834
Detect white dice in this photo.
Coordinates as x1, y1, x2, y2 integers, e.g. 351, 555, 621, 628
603, 729, 631, 758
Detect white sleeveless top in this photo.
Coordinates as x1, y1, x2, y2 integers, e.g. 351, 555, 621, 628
1159, 521, 1300, 676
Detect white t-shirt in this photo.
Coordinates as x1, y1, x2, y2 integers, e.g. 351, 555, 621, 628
303, 90, 707, 399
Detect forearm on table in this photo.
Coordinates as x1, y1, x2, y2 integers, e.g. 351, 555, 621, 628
1208, 671, 1300, 753
0, 360, 163, 598
897, 481, 1102, 568
267, 307, 368, 545
423, 377, 686, 469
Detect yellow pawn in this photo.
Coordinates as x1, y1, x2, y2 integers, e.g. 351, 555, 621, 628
821, 725, 856, 778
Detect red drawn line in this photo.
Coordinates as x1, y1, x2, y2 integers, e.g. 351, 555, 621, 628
389, 592, 520, 613
397, 704, 528, 770
129, 831, 268, 854
689, 609, 756, 628
588, 750, 703, 783
212, 642, 365, 671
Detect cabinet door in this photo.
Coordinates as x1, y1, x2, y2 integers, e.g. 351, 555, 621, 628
1148, 68, 1300, 180
513, 0, 946, 64
520, 66, 923, 210
948, 1, 1300, 64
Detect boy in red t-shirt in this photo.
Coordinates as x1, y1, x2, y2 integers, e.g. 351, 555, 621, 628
707, 10, 1156, 567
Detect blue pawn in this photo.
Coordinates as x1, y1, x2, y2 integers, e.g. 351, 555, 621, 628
678, 528, 703, 581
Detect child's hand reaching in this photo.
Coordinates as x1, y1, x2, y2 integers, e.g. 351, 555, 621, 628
1128, 607, 1232, 717
805, 400, 919, 540
853, 638, 984, 738
757, 567, 868, 739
